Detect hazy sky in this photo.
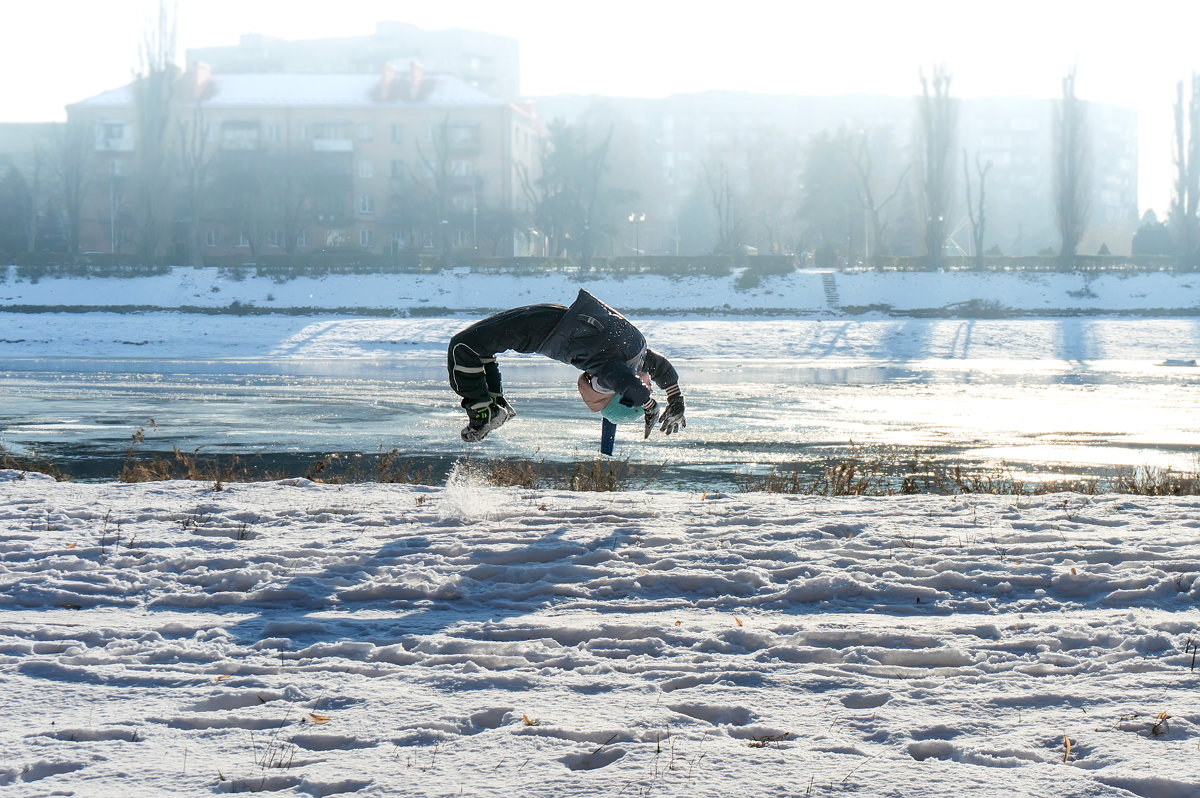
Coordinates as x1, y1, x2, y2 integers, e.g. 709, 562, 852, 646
5, 0, 1197, 213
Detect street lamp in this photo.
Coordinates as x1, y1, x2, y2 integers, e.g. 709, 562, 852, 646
471, 181, 478, 252
628, 212, 645, 255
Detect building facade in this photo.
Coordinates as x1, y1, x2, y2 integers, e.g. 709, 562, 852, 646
66, 63, 540, 259
187, 22, 520, 102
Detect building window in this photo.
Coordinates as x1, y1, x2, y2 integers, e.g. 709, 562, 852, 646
109, 159, 123, 176
358, 160, 374, 179
238, 232, 250, 248
263, 124, 278, 143
297, 124, 308, 141
359, 229, 375, 248
267, 229, 281, 248
449, 159, 473, 177
104, 122, 123, 139
296, 229, 310, 248
391, 124, 404, 143
390, 160, 405, 180
359, 194, 375, 214
313, 122, 351, 140
447, 122, 480, 146
390, 230, 405, 252
358, 124, 373, 141
205, 228, 218, 247
220, 120, 261, 150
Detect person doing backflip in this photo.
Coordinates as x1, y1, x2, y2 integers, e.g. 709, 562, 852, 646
447, 289, 686, 442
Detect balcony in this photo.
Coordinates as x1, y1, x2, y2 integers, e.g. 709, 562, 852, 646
95, 136, 134, 152
447, 139, 483, 154
313, 138, 354, 153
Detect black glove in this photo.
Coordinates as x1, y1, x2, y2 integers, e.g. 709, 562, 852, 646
658, 390, 686, 435
642, 398, 658, 440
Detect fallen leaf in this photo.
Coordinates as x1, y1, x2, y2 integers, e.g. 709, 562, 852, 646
1070, 567, 1077, 575
734, 616, 744, 627
673, 620, 681, 627
213, 674, 232, 683
308, 712, 330, 724
700, 491, 707, 501
1062, 735, 1072, 763
66, 542, 77, 549
522, 714, 539, 726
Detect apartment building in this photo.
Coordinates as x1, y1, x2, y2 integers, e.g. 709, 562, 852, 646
187, 22, 521, 102
66, 62, 540, 258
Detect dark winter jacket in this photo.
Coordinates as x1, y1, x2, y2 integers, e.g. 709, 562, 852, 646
448, 289, 677, 408
536, 290, 668, 406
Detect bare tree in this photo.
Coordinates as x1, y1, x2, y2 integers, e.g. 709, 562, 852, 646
519, 119, 625, 264
132, 0, 178, 257
1171, 73, 1200, 269
413, 115, 456, 264
742, 126, 804, 255
50, 119, 92, 254
849, 128, 911, 267
963, 149, 992, 270
0, 168, 33, 258
1053, 65, 1091, 269
703, 158, 744, 255
917, 64, 957, 268
800, 128, 860, 266
175, 101, 214, 266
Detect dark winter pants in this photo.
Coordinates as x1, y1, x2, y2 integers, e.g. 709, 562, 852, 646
446, 305, 566, 412
446, 338, 503, 412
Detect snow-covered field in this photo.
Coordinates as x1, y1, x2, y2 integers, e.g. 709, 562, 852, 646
3, 467, 1200, 797
4, 267, 1200, 795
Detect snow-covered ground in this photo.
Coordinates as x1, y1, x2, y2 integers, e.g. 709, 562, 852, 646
4, 267, 1199, 796
4, 264, 1200, 316
3, 468, 1199, 796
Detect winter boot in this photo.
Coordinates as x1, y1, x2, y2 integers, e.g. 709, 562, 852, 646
460, 399, 515, 442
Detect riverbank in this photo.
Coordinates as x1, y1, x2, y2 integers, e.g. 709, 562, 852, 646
3, 264, 1200, 317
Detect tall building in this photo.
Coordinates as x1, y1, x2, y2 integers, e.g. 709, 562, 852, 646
187, 22, 520, 102
66, 63, 540, 258
534, 92, 1139, 257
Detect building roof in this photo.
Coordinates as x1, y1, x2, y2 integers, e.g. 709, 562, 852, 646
71, 71, 503, 111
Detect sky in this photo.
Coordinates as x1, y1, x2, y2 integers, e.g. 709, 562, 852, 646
4, 0, 1198, 213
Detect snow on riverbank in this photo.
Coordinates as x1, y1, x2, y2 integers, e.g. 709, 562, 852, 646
3, 470, 1199, 796
3, 264, 1200, 316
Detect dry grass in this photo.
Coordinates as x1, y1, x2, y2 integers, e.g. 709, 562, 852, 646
304, 448, 440, 485
477, 455, 664, 492
0, 445, 66, 480
737, 443, 1199, 497
38, 423, 1200, 496
1109, 465, 1200, 496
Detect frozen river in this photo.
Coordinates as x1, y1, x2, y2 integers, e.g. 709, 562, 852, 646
2, 314, 1199, 487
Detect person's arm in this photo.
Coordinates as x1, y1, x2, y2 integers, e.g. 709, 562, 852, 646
593, 361, 650, 406
642, 349, 685, 435
642, 349, 679, 390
